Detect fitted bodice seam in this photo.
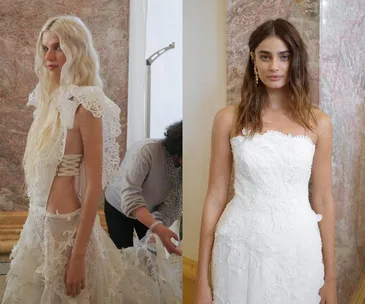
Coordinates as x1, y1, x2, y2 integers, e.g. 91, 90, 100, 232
230, 129, 316, 147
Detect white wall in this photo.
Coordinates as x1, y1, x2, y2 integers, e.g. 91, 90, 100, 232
127, 0, 148, 148
183, 0, 227, 260
127, 0, 182, 147
146, 0, 183, 138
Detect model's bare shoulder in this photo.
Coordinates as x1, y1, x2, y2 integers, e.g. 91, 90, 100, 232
213, 104, 238, 137
313, 108, 332, 137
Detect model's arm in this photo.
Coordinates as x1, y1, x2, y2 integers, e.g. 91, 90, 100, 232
72, 106, 103, 257
194, 105, 235, 299
64, 105, 103, 297
310, 110, 337, 302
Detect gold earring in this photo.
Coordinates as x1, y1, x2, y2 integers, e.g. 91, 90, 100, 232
254, 66, 259, 85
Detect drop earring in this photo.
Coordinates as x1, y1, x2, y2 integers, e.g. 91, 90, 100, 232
254, 66, 259, 85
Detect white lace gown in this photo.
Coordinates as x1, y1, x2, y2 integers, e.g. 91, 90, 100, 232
2, 85, 182, 304
212, 130, 325, 304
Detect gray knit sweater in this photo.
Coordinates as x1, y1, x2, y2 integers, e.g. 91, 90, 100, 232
105, 139, 182, 227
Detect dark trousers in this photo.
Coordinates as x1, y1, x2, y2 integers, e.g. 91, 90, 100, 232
104, 199, 148, 249
179, 215, 183, 240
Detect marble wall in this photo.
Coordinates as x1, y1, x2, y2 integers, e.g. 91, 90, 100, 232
320, 0, 365, 302
0, 0, 130, 210
227, 0, 365, 303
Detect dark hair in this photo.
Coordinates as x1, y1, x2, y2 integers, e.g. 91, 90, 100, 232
162, 120, 182, 157
235, 18, 316, 136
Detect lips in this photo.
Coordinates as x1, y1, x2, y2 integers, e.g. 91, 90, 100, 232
47, 65, 58, 70
268, 75, 283, 81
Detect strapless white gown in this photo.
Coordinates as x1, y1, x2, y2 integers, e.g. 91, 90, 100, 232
212, 130, 324, 304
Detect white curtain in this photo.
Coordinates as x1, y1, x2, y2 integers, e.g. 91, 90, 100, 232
146, 0, 183, 139
127, 0, 182, 146
127, 0, 148, 148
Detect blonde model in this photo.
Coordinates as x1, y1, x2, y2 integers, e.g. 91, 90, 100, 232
2, 15, 180, 304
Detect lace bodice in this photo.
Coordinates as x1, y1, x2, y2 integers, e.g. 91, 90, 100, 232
231, 129, 315, 212
26, 84, 121, 204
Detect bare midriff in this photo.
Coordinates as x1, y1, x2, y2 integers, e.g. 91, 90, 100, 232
47, 176, 81, 214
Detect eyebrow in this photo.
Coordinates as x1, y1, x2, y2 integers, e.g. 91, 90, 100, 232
257, 50, 291, 55
41, 42, 60, 47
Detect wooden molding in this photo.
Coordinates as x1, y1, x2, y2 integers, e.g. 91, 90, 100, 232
352, 274, 365, 304
0, 210, 108, 254
183, 256, 197, 282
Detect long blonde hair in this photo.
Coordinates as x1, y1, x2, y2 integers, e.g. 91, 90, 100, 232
23, 15, 103, 191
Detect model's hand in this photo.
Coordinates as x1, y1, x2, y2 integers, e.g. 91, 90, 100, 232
153, 224, 182, 255
319, 279, 338, 304
193, 279, 213, 304
64, 254, 86, 297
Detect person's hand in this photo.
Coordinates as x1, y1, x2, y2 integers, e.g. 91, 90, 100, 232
319, 278, 338, 304
64, 254, 86, 297
193, 279, 213, 304
153, 224, 182, 255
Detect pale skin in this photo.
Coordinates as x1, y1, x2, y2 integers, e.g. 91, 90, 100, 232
42, 31, 102, 297
193, 36, 337, 304
42, 31, 66, 83
133, 207, 181, 255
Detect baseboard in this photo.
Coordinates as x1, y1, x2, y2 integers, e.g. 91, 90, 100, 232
183, 256, 197, 282
0, 210, 108, 254
352, 274, 365, 304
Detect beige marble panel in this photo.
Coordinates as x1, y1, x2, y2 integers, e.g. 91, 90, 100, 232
320, 0, 365, 302
0, 0, 130, 210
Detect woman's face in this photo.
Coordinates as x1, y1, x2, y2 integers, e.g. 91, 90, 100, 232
42, 30, 66, 81
254, 36, 291, 89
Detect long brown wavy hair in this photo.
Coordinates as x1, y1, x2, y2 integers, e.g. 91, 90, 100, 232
234, 18, 317, 136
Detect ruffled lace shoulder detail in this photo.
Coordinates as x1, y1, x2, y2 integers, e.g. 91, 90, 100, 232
54, 85, 122, 189
27, 85, 41, 118
27, 84, 40, 107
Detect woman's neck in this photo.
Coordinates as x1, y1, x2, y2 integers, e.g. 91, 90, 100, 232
264, 86, 290, 112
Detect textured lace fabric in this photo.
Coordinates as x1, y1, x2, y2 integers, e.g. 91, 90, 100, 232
3, 204, 127, 304
119, 231, 182, 303
56, 154, 83, 177
211, 129, 325, 304
2, 85, 182, 304
54, 85, 121, 189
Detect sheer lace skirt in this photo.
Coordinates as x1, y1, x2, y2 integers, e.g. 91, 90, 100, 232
2, 204, 126, 304
2, 204, 182, 304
